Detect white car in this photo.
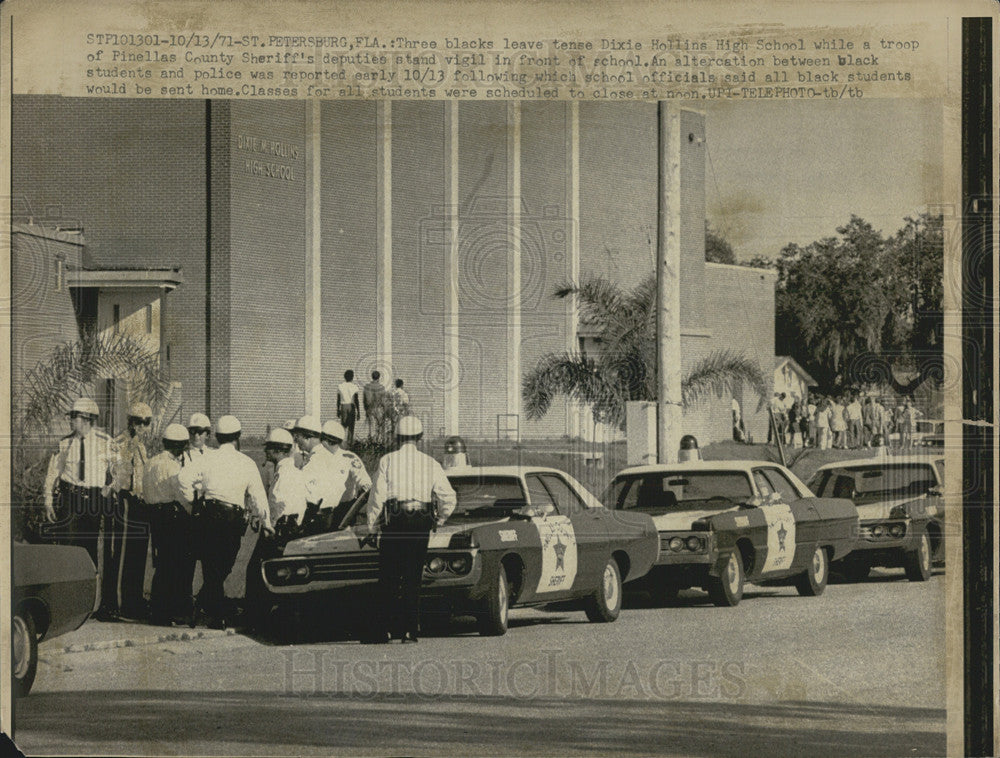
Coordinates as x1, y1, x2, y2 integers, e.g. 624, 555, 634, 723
807, 454, 945, 581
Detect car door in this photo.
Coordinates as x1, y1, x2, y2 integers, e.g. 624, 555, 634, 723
750, 468, 803, 577
538, 473, 608, 595
522, 473, 582, 600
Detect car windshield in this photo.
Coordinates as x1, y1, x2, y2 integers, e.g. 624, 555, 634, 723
604, 471, 754, 514
446, 475, 528, 521
811, 464, 938, 504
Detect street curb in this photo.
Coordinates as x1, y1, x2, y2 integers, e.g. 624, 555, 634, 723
56, 626, 236, 655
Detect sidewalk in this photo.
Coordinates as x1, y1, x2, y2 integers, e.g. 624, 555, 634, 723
43, 617, 236, 656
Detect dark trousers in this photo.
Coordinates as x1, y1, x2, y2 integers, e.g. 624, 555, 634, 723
376, 511, 433, 637
244, 531, 281, 623
339, 404, 357, 443
150, 503, 195, 621
119, 492, 152, 616
195, 501, 248, 618
46, 483, 119, 610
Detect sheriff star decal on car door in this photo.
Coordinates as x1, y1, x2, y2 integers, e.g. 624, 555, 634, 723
534, 516, 578, 593
762, 503, 796, 573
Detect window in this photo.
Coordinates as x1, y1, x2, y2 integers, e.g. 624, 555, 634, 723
753, 471, 773, 496
538, 474, 587, 516
112, 304, 121, 333
525, 474, 555, 510
760, 468, 800, 503
447, 475, 526, 519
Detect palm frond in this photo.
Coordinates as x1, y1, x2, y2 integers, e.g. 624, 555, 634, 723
681, 350, 769, 411
15, 331, 170, 431
522, 352, 626, 426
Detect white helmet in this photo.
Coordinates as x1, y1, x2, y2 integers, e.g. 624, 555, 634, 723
128, 402, 152, 420
70, 397, 99, 418
216, 415, 242, 435
293, 415, 322, 436
162, 423, 190, 443
266, 428, 294, 447
187, 412, 211, 429
322, 420, 347, 442
397, 416, 423, 437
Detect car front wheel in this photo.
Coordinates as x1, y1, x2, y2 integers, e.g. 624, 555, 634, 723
585, 558, 622, 623
12, 608, 38, 697
707, 551, 744, 607
478, 566, 510, 636
795, 546, 829, 596
904, 532, 932, 582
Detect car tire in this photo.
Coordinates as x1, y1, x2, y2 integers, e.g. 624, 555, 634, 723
707, 551, 744, 607
585, 558, 622, 623
904, 532, 932, 582
478, 566, 509, 637
795, 546, 829, 596
12, 608, 38, 697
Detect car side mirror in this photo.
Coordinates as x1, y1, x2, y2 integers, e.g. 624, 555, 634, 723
927, 486, 942, 497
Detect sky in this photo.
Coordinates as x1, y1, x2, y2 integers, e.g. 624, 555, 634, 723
700, 98, 944, 262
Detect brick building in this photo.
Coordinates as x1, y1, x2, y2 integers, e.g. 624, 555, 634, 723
12, 96, 775, 442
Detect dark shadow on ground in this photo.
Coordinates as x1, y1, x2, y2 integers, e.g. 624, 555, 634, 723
13, 689, 946, 757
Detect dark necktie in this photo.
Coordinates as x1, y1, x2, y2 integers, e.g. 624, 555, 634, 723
78, 436, 86, 481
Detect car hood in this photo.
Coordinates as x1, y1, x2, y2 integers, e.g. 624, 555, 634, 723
856, 495, 936, 521
281, 521, 493, 557
652, 508, 738, 532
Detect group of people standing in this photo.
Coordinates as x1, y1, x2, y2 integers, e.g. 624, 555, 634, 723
42, 387, 454, 642
768, 391, 925, 451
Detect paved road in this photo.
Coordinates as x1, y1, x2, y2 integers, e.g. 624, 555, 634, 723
12, 568, 945, 757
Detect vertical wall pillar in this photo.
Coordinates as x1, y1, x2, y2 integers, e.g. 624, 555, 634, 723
507, 101, 522, 431
567, 101, 581, 438
444, 101, 460, 435
304, 101, 322, 416
376, 101, 393, 377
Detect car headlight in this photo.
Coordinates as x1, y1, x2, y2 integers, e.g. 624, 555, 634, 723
872, 524, 885, 538
294, 564, 310, 580
685, 536, 703, 551
274, 566, 291, 581
669, 537, 684, 552
427, 557, 447, 573
889, 523, 905, 538
448, 556, 471, 575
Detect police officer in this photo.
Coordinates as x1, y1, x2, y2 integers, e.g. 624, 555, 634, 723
185, 413, 213, 463
112, 402, 153, 621
244, 428, 308, 630
143, 423, 190, 626
366, 416, 457, 643
42, 397, 118, 620
293, 415, 331, 532
178, 415, 270, 629
320, 419, 372, 529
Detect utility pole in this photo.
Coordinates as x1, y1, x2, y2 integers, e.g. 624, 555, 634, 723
656, 102, 682, 464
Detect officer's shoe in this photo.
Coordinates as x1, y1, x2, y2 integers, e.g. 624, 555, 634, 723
93, 606, 120, 623
401, 632, 419, 644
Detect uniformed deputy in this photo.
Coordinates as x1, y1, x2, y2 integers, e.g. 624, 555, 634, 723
293, 415, 330, 532
320, 419, 372, 530
111, 401, 153, 621
143, 423, 191, 626
180, 412, 212, 613
178, 414, 270, 628
42, 397, 118, 620
185, 412, 213, 463
243, 428, 308, 630
366, 416, 457, 643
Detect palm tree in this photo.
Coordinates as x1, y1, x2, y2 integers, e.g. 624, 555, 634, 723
522, 274, 769, 429
13, 329, 170, 539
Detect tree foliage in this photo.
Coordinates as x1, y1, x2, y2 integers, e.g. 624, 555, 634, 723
522, 274, 769, 428
705, 221, 737, 264
774, 213, 943, 393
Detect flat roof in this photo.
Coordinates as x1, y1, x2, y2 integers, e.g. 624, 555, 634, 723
68, 268, 184, 290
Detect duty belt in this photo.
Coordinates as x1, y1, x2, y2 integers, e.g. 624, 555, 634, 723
385, 498, 435, 520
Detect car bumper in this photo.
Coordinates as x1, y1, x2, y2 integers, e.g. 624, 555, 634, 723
654, 531, 715, 566
846, 520, 920, 564
263, 549, 481, 595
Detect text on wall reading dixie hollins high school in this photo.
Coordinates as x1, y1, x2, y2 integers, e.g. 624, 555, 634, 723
80, 31, 927, 100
